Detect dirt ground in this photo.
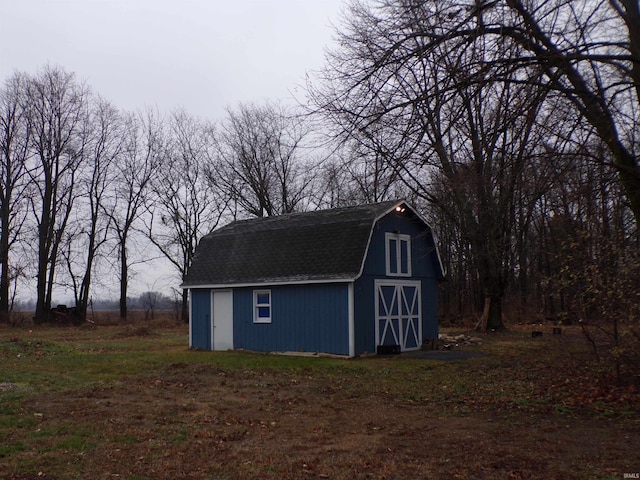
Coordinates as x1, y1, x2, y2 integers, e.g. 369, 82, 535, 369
17, 363, 640, 479
2, 322, 640, 479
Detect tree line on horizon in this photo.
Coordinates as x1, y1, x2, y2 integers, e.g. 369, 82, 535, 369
15, 290, 177, 314
1, 0, 639, 378
0, 65, 325, 325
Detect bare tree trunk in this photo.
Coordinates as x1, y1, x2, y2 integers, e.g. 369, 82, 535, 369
119, 241, 128, 321
0, 209, 8, 323
76, 229, 95, 321
34, 188, 53, 324
485, 294, 504, 332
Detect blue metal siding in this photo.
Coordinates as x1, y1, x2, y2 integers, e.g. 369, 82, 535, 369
190, 289, 211, 350
353, 275, 376, 354
364, 212, 441, 279
234, 283, 350, 355
353, 210, 440, 354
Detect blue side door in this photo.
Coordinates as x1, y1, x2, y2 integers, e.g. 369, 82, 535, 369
191, 289, 212, 350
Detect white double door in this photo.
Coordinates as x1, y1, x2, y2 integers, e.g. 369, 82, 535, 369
375, 280, 422, 351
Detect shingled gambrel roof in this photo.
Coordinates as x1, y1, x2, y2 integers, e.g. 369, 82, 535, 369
182, 200, 434, 287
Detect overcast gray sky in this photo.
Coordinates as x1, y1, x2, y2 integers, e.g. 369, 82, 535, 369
0, 0, 345, 120
0, 0, 348, 300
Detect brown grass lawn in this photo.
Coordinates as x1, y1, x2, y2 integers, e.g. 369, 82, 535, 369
0, 313, 639, 479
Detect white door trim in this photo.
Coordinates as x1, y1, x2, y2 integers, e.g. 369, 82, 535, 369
188, 289, 193, 348
209, 290, 214, 350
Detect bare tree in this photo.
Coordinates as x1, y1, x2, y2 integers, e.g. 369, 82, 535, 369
317, 139, 407, 207
61, 98, 123, 320
105, 108, 162, 320
536, 137, 640, 380
24, 66, 89, 324
430, 0, 640, 224
217, 102, 314, 217
309, 0, 557, 329
145, 110, 228, 322
0, 73, 30, 322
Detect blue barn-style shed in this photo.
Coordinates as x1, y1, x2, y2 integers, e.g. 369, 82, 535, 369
182, 200, 445, 357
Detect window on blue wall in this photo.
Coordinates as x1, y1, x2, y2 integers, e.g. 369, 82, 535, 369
385, 233, 411, 276
254, 290, 272, 323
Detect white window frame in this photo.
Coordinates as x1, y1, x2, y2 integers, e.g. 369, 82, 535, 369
253, 289, 272, 323
385, 232, 411, 277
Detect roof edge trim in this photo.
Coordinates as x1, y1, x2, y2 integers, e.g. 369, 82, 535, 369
181, 277, 357, 290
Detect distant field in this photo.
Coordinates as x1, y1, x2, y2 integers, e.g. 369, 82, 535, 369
0, 322, 638, 479
8, 309, 183, 327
